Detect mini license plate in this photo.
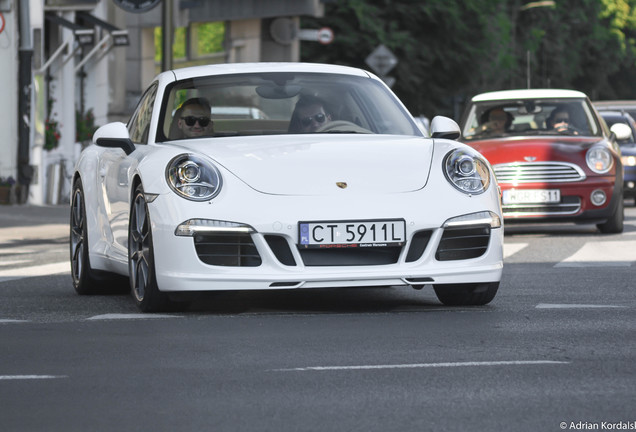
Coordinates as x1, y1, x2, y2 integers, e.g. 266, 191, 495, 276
502, 189, 561, 204
298, 219, 406, 248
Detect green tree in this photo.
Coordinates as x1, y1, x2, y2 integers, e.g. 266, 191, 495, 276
302, 0, 636, 118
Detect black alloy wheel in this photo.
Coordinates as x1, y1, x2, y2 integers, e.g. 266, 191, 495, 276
129, 183, 170, 312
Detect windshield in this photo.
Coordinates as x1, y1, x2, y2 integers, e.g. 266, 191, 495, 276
461, 98, 601, 140
158, 72, 422, 141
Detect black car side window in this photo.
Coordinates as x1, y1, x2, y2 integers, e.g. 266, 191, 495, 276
128, 83, 158, 144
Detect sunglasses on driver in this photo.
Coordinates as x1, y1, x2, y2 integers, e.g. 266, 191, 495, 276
182, 116, 212, 127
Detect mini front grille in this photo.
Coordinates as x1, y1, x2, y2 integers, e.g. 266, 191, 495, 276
436, 226, 491, 261
494, 162, 586, 184
503, 196, 581, 216
194, 233, 261, 266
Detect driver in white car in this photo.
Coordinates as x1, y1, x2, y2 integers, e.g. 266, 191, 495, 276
177, 97, 214, 138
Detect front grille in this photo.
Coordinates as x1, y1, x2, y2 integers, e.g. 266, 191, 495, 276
194, 233, 261, 266
298, 246, 402, 266
436, 226, 491, 261
503, 196, 581, 216
494, 162, 586, 184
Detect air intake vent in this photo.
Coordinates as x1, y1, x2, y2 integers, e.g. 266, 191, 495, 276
194, 233, 261, 266
405, 230, 433, 262
265, 235, 297, 266
298, 247, 402, 266
436, 226, 490, 261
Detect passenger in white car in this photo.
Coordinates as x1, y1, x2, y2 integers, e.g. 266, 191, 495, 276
288, 95, 332, 133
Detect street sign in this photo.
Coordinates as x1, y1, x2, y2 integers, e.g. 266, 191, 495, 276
112, 0, 161, 13
365, 44, 397, 76
382, 76, 396, 88
298, 27, 334, 45
317, 27, 334, 45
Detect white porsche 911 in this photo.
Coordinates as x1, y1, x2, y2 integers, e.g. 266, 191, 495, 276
70, 62, 503, 312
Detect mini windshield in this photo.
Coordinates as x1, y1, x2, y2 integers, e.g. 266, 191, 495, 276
462, 98, 602, 140
158, 72, 422, 141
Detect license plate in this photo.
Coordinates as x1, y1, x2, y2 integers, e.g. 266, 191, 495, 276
298, 219, 406, 248
502, 189, 560, 204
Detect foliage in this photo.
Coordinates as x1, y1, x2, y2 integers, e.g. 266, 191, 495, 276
44, 98, 61, 151
76, 109, 98, 142
155, 22, 225, 62
301, 0, 636, 119
195, 22, 225, 55
0, 176, 16, 187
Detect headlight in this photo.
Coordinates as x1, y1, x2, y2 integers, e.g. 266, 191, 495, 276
166, 154, 222, 201
621, 155, 636, 167
586, 146, 613, 174
443, 149, 491, 194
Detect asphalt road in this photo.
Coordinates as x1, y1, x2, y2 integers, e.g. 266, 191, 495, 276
0, 204, 635, 432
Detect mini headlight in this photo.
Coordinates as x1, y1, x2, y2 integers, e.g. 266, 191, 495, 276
621, 155, 636, 167
586, 146, 613, 174
166, 154, 222, 201
443, 149, 491, 194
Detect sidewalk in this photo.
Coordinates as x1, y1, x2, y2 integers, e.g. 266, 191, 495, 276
0, 204, 69, 243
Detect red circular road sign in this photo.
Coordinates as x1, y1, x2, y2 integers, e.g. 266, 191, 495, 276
317, 27, 334, 45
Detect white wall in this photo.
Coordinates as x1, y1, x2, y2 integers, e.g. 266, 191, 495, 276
0, 6, 18, 181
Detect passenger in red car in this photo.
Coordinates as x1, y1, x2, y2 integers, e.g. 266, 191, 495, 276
473, 107, 512, 136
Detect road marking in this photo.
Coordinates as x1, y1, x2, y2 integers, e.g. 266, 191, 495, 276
555, 241, 636, 267
271, 360, 569, 372
0, 248, 36, 255
0, 261, 70, 282
0, 319, 30, 323
0, 375, 67, 380
0, 259, 32, 266
87, 313, 180, 320
503, 242, 528, 259
536, 303, 627, 309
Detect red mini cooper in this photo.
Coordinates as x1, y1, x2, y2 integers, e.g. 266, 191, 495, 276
460, 89, 625, 233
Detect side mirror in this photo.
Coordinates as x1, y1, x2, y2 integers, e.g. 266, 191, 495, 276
93, 122, 136, 155
430, 116, 461, 140
610, 123, 632, 142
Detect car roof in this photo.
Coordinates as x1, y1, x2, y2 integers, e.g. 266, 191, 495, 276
599, 110, 628, 116
471, 89, 587, 102
164, 62, 373, 81
593, 100, 636, 108
598, 110, 635, 120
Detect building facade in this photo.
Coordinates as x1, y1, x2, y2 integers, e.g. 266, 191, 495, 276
0, 0, 326, 205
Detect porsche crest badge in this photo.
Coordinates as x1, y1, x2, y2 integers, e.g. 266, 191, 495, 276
336, 182, 348, 189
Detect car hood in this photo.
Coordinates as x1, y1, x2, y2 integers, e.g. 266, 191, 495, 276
466, 136, 606, 164
171, 135, 434, 195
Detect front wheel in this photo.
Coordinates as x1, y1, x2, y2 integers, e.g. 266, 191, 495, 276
129, 184, 171, 312
433, 282, 499, 306
597, 196, 624, 234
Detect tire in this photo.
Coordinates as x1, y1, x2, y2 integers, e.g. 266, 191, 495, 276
70, 179, 126, 294
433, 282, 499, 306
597, 196, 624, 234
129, 183, 172, 312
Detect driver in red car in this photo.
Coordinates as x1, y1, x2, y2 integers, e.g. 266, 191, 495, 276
547, 106, 578, 135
